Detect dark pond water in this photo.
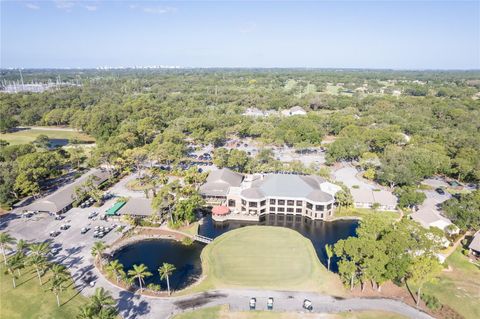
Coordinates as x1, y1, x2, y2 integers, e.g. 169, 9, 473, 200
112, 239, 203, 290
113, 214, 358, 290
199, 213, 358, 272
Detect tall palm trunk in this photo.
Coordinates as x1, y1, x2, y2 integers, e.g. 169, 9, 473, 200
327, 258, 331, 272
166, 275, 171, 295
2, 247, 6, 265
138, 277, 143, 291
35, 266, 43, 285
350, 273, 354, 291
12, 276, 16, 288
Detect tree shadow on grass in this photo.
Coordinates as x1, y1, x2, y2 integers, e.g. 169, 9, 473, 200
15, 273, 39, 288
117, 290, 151, 319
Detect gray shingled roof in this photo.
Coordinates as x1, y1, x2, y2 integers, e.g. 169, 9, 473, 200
117, 198, 153, 216
258, 174, 319, 198
205, 168, 243, 186
306, 190, 333, 202
200, 168, 244, 197
24, 169, 109, 213
240, 187, 265, 199
469, 231, 480, 252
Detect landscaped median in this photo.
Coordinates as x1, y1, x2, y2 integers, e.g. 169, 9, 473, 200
178, 226, 345, 296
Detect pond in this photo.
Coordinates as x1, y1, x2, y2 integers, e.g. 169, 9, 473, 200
112, 239, 203, 291
113, 214, 358, 291
199, 213, 358, 272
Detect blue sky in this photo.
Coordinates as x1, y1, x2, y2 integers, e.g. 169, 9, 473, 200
1, 1, 479, 69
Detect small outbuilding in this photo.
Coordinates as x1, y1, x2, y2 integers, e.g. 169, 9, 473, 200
469, 231, 480, 256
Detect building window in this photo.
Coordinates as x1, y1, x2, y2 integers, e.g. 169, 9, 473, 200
296, 208, 302, 213
269, 206, 275, 212
315, 213, 318, 218
287, 200, 295, 206
278, 199, 285, 205
249, 201, 257, 208
278, 207, 285, 212
260, 209, 265, 214
242, 206, 246, 211
287, 207, 294, 213
306, 202, 313, 209
260, 200, 266, 206
228, 199, 236, 207
270, 199, 276, 205
315, 205, 324, 211
296, 200, 303, 206
321, 213, 324, 218
241, 199, 246, 205
327, 203, 332, 210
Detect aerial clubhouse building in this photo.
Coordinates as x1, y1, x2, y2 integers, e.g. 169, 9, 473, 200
199, 168, 341, 221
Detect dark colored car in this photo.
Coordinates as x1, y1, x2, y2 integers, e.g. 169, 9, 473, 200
435, 188, 445, 195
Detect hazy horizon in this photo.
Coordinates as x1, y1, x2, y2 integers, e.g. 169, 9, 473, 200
2, 1, 479, 69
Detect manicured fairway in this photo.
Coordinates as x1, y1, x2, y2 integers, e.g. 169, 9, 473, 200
187, 226, 344, 295
0, 264, 87, 319
423, 247, 480, 319
173, 305, 407, 319
0, 127, 94, 145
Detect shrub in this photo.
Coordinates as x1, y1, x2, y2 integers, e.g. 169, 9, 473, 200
352, 185, 360, 189
462, 249, 470, 256
421, 293, 441, 311
182, 237, 193, 246
147, 283, 161, 292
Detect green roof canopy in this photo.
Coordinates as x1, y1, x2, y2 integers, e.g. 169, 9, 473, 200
105, 201, 126, 216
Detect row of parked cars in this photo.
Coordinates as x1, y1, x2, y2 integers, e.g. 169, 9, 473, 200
92, 224, 117, 238
49, 223, 70, 237
248, 297, 313, 311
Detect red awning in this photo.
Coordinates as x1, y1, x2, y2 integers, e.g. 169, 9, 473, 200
212, 205, 230, 216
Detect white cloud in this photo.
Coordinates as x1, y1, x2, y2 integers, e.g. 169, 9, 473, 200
84, 5, 97, 11
54, 0, 75, 12
239, 22, 257, 34
25, 3, 40, 10
129, 4, 177, 15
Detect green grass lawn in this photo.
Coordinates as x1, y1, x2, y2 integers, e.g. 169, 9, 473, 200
179, 226, 345, 296
173, 305, 407, 319
0, 263, 87, 319
0, 127, 95, 145
334, 208, 400, 222
422, 247, 480, 319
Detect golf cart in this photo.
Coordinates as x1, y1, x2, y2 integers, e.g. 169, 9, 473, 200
303, 299, 313, 311
267, 297, 274, 310
249, 297, 256, 310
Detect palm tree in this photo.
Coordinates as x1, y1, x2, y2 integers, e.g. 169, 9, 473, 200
158, 263, 176, 295
91, 241, 107, 269
50, 276, 67, 307
76, 305, 94, 319
51, 264, 68, 280
127, 264, 152, 292
29, 242, 50, 258
0, 232, 16, 265
5, 254, 22, 288
105, 260, 125, 284
16, 239, 29, 254
325, 244, 333, 272
28, 254, 47, 285
90, 287, 116, 310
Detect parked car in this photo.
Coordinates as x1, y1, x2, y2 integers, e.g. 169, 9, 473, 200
81, 227, 90, 234
435, 188, 446, 195
303, 299, 313, 311
267, 297, 274, 310
88, 212, 98, 219
249, 298, 256, 310
54, 215, 65, 220
60, 224, 70, 230
49, 230, 61, 237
